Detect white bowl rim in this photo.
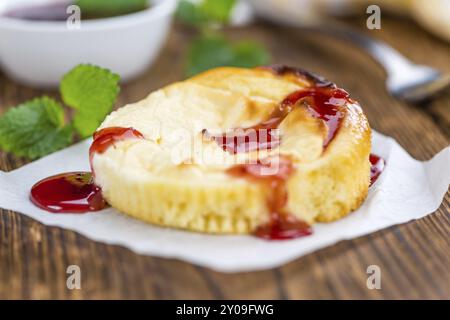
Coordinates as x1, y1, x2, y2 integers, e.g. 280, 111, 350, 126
0, 0, 177, 32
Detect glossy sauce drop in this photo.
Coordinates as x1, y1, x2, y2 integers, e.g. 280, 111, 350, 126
254, 213, 313, 240
369, 154, 385, 186
30, 172, 106, 213
30, 127, 144, 214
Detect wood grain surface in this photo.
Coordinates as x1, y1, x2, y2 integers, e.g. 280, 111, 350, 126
0, 16, 449, 300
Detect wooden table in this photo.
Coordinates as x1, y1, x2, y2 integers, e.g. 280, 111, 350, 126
0, 16, 449, 299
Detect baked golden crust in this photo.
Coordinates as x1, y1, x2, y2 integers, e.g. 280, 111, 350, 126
92, 67, 371, 234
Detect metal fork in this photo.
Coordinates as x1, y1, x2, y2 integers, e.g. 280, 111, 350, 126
245, 0, 450, 103
306, 22, 450, 104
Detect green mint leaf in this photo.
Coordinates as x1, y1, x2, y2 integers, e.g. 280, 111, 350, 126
0, 97, 73, 160
60, 64, 120, 138
176, 0, 208, 26
186, 35, 271, 76
230, 42, 271, 68
186, 36, 235, 76
200, 0, 237, 23
177, 0, 236, 26
75, 0, 148, 18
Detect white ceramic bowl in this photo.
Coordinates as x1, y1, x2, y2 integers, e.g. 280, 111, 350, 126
0, 0, 177, 87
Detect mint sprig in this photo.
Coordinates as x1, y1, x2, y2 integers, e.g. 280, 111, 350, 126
177, 0, 208, 26
0, 97, 73, 159
0, 64, 120, 160
177, 0, 271, 77
177, 0, 237, 26
201, 0, 237, 23
186, 35, 270, 77
61, 64, 120, 138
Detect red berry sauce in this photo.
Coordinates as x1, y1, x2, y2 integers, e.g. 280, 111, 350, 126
204, 66, 356, 240
89, 127, 144, 170
30, 66, 384, 242
369, 154, 385, 186
30, 172, 106, 213
228, 157, 312, 240
30, 127, 144, 214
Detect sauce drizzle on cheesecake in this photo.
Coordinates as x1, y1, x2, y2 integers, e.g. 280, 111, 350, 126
203, 128, 281, 154
228, 157, 312, 240
30, 127, 144, 214
204, 85, 350, 154
204, 66, 353, 240
204, 66, 352, 154
89, 127, 145, 170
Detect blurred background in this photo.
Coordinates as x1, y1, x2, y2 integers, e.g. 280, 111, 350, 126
0, 0, 449, 87
0, 0, 449, 299
1, 0, 447, 137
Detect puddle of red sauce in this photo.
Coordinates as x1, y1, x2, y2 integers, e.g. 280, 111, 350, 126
30, 172, 106, 213
369, 154, 385, 186
30, 127, 144, 214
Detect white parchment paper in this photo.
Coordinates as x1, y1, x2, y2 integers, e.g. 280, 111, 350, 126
0, 131, 449, 272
